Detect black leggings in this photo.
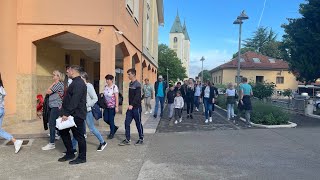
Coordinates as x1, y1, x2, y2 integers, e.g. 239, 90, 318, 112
186, 98, 194, 115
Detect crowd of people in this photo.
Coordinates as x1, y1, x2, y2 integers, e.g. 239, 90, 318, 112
144, 75, 253, 126
0, 68, 252, 164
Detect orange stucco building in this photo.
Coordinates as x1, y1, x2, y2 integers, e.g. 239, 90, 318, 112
0, 0, 164, 125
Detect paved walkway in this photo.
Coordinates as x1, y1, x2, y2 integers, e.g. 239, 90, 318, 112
156, 104, 253, 133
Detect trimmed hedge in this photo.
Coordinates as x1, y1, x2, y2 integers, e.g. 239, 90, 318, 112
216, 95, 289, 125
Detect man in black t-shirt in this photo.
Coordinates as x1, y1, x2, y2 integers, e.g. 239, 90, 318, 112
119, 68, 144, 146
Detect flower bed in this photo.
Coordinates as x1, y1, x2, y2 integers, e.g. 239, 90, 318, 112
216, 95, 290, 125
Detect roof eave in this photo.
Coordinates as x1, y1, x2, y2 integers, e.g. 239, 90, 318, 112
156, 0, 164, 26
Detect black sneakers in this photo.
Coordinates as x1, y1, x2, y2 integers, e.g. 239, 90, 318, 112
190, 114, 193, 119
58, 154, 75, 162
135, 139, 144, 146
119, 139, 131, 146
69, 158, 86, 165
97, 142, 107, 151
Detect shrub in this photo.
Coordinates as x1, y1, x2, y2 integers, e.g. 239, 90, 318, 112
250, 101, 289, 125
249, 81, 276, 100
216, 95, 289, 125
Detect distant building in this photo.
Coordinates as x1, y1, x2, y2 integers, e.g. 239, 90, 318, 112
169, 11, 190, 77
209, 51, 299, 92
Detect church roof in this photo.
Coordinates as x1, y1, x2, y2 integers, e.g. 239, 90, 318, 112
182, 20, 190, 41
170, 12, 183, 33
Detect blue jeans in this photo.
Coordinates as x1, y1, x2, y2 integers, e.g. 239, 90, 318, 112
0, 108, 13, 140
203, 98, 213, 119
227, 104, 235, 119
49, 107, 60, 143
125, 108, 143, 140
194, 96, 200, 109
72, 112, 104, 149
154, 96, 164, 116
103, 108, 116, 135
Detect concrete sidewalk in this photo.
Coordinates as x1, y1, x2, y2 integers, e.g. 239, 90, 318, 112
2, 99, 161, 138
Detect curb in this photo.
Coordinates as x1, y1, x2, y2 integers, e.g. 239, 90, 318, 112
215, 104, 297, 129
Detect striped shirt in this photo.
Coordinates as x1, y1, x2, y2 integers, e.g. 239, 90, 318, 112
49, 81, 64, 108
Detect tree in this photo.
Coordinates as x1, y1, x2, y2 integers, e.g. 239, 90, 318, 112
239, 27, 283, 59
249, 81, 276, 100
198, 70, 212, 82
158, 44, 187, 81
282, 0, 320, 83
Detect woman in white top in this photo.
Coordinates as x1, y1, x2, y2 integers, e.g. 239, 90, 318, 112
0, 73, 23, 153
225, 83, 237, 122
103, 74, 119, 139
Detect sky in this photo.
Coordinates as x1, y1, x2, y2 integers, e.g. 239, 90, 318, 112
158, 0, 305, 78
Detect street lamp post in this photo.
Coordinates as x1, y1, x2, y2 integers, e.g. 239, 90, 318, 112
233, 10, 249, 90
166, 68, 169, 84
200, 56, 205, 82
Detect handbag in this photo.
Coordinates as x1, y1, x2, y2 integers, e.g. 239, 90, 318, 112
98, 93, 108, 109
56, 116, 76, 130
92, 102, 102, 120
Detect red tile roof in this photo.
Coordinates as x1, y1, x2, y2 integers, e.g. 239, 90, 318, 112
210, 51, 289, 72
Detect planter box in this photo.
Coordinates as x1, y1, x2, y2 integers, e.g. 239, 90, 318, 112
215, 105, 297, 129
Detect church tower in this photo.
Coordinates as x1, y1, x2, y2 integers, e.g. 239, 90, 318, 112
169, 11, 190, 77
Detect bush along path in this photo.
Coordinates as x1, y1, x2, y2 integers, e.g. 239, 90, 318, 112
156, 102, 254, 133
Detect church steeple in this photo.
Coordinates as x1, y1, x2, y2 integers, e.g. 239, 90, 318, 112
170, 11, 183, 33
182, 20, 190, 41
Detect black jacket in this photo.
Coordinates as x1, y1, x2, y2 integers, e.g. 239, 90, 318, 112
42, 94, 50, 130
185, 86, 195, 100
60, 76, 87, 120
167, 90, 175, 104
174, 86, 185, 97
129, 80, 142, 108
201, 86, 217, 104
154, 81, 167, 97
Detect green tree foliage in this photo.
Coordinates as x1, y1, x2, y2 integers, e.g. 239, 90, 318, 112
237, 27, 283, 59
282, 0, 320, 83
249, 81, 276, 100
198, 70, 212, 82
158, 44, 187, 81
283, 89, 292, 98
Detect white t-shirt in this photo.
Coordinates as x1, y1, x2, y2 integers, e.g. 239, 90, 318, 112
226, 89, 236, 96
204, 86, 210, 98
104, 84, 119, 98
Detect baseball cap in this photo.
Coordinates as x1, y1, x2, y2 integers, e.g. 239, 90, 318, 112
158, 75, 163, 79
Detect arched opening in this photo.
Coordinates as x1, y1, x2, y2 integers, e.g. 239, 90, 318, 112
33, 31, 101, 97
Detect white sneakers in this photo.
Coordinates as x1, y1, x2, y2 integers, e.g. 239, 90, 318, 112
174, 118, 182, 124
14, 140, 23, 154
42, 143, 55, 150
150, 109, 153, 114
205, 117, 212, 123
144, 112, 149, 115
179, 117, 182, 123
174, 120, 178, 124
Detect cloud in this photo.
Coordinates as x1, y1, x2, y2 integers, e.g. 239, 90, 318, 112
188, 49, 232, 78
